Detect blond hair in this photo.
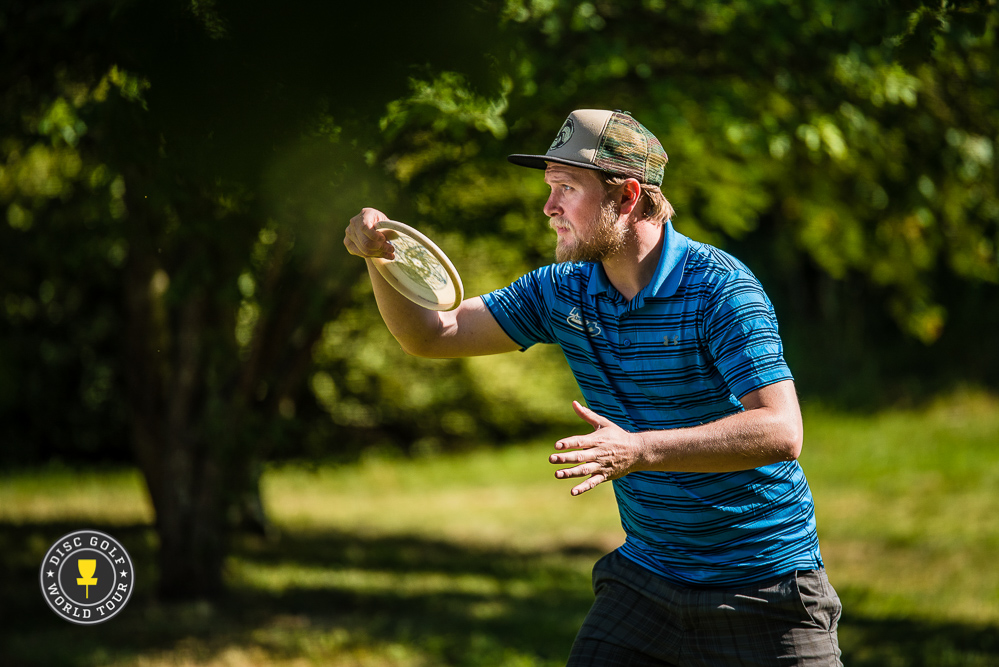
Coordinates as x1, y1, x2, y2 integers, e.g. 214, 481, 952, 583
602, 174, 675, 224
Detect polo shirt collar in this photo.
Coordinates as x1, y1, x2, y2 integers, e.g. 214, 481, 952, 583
587, 221, 689, 305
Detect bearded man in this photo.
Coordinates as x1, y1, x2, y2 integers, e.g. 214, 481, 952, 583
344, 109, 843, 666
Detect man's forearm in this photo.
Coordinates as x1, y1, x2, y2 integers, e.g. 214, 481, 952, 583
550, 382, 804, 495
634, 404, 803, 473
345, 207, 519, 359
365, 258, 445, 357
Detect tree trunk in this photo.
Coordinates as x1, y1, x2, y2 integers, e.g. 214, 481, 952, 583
124, 251, 228, 599
120, 201, 363, 599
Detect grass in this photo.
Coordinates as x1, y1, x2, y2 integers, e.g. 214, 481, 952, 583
2, 390, 999, 666
802, 391, 999, 628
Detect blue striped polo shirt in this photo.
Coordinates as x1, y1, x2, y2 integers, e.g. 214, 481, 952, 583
481, 222, 823, 587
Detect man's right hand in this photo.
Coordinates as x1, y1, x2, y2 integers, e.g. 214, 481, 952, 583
343, 207, 396, 260
342, 206, 521, 359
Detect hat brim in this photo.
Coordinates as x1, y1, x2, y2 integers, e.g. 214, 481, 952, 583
507, 154, 605, 173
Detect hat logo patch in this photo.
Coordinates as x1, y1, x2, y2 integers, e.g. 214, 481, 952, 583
549, 118, 574, 151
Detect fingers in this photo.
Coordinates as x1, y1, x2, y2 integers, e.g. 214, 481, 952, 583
554, 401, 616, 451
553, 461, 600, 479
572, 400, 614, 430
552, 402, 633, 496
549, 446, 594, 464
571, 474, 607, 496
344, 207, 395, 259
553, 435, 592, 452
552, 449, 611, 496
553, 461, 608, 496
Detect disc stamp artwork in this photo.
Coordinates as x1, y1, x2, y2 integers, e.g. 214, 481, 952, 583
371, 220, 464, 311
390, 233, 450, 289
39, 529, 136, 625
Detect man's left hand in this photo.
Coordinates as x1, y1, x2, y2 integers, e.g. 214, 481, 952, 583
549, 401, 646, 496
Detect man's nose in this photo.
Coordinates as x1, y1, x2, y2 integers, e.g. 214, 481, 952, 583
543, 193, 562, 218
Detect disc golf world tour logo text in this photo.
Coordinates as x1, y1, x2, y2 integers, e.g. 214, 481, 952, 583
40, 530, 135, 624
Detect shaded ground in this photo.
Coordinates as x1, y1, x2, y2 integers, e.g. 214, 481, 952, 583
2, 520, 998, 666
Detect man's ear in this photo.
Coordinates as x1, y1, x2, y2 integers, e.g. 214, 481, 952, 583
618, 178, 642, 216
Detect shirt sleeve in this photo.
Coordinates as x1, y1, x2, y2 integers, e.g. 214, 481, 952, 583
701, 270, 793, 399
480, 266, 559, 350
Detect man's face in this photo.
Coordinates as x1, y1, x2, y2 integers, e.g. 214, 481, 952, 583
543, 164, 625, 263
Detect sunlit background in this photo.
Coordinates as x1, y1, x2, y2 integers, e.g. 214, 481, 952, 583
2, 1, 997, 665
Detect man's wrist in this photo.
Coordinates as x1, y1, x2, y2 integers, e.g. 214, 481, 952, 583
630, 430, 654, 474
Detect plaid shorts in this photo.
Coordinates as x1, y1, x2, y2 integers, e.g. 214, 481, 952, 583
567, 550, 842, 666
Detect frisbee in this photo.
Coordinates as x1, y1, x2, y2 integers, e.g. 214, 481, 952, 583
371, 220, 464, 311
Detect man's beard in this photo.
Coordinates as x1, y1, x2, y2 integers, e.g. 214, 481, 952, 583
552, 199, 627, 263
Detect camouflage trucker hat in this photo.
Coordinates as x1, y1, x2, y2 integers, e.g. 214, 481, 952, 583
507, 109, 667, 186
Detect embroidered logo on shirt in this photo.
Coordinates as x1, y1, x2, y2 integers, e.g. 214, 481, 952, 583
664, 334, 680, 346
567, 307, 602, 336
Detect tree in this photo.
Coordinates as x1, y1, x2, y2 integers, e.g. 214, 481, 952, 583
356, 0, 998, 400
3, 0, 996, 600
495, 0, 997, 342
1, 0, 508, 598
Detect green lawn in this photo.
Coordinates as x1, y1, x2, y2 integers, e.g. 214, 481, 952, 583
2, 390, 998, 666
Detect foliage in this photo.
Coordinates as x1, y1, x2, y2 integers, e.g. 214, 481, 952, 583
357, 0, 999, 407
2, 0, 998, 597
0, 0, 514, 597
493, 0, 999, 343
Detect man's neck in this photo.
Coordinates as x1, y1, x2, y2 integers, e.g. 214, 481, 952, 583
601, 221, 665, 302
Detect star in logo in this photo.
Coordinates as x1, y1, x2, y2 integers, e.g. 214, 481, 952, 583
46, 570, 54, 578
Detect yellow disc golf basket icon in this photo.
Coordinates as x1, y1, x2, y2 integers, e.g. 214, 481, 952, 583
76, 559, 98, 599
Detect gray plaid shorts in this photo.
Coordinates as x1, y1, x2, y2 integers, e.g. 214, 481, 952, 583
567, 550, 842, 666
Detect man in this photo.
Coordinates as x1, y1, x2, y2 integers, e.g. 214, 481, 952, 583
344, 109, 842, 666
